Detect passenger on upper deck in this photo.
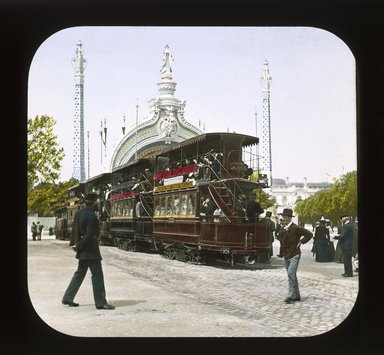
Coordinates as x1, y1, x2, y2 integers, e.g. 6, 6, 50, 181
210, 153, 223, 181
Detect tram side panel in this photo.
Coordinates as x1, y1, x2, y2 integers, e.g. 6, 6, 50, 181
110, 195, 137, 251
200, 222, 270, 262
109, 193, 155, 252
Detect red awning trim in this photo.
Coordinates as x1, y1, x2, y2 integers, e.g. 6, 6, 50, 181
153, 164, 199, 181
110, 191, 139, 200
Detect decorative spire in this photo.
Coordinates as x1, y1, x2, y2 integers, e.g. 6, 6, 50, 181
158, 44, 177, 96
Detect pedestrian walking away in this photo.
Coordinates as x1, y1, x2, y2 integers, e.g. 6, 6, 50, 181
36, 221, 44, 240
62, 192, 115, 310
31, 222, 37, 241
278, 208, 313, 304
334, 215, 354, 277
312, 217, 333, 262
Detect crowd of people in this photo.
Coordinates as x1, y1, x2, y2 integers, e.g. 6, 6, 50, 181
30, 221, 55, 240
310, 215, 358, 274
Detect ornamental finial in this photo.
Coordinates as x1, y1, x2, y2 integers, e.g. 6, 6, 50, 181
160, 44, 174, 75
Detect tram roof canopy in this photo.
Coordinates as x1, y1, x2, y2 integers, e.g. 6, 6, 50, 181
142, 132, 259, 158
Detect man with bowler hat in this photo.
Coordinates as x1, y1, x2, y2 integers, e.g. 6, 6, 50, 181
62, 192, 115, 310
334, 215, 354, 277
278, 208, 313, 304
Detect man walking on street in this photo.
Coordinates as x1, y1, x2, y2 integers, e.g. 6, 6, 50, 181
278, 208, 313, 304
62, 192, 115, 310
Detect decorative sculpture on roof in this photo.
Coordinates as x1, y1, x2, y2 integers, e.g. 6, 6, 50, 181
160, 44, 174, 74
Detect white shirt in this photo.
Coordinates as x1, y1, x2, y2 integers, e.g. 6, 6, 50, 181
284, 221, 293, 230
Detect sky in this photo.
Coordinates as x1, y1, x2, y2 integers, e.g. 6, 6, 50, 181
28, 26, 356, 184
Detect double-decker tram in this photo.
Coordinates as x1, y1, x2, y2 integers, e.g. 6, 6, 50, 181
85, 172, 113, 245
151, 132, 270, 266
55, 182, 85, 240
109, 158, 155, 252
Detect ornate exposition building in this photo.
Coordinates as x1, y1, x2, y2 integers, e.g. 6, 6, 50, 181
109, 45, 202, 171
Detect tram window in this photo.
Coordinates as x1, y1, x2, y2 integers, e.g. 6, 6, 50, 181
128, 199, 133, 218
154, 198, 161, 216
173, 195, 180, 216
114, 203, 118, 217
166, 195, 173, 215
160, 197, 166, 215
124, 200, 128, 217
121, 201, 125, 217
187, 193, 196, 216
180, 194, 187, 215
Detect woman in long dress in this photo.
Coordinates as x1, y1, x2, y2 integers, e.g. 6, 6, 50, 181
313, 219, 333, 262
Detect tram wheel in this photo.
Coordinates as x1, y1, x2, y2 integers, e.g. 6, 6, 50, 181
163, 245, 176, 259
244, 255, 256, 265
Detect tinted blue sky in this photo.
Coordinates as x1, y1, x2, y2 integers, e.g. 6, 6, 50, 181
28, 26, 356, 183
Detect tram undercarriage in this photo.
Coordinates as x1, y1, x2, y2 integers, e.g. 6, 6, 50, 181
153, 239, 270, 266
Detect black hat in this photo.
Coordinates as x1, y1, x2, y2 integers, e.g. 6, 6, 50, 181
279, 208, 294, 217
85, 192, 99, 202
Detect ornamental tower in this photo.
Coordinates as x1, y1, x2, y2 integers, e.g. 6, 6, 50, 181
72, 41, 87, 182
110, 44, 202, 169
260, 60, 272, 187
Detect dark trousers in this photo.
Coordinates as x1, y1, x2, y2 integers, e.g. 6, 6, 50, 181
342, 249, 353, 276
63, 259, 107, 308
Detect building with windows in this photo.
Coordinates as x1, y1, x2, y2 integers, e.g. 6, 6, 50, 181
269, 177, 333, 219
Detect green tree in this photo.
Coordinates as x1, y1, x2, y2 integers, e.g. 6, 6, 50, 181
27, 115, 65, 191
254, 188, 276, 210
28, 178, 79, 216
294, 171, 357, 225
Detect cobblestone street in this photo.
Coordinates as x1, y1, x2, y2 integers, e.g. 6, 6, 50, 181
27, 237, 358, 338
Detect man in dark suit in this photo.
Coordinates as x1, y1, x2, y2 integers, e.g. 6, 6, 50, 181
262, 211, 276, 258
334, 215, 354, 277
278, 208, 313, 304
62, 192, 115, 310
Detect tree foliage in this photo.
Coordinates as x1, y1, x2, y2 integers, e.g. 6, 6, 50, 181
28, 178, 79, 216
294, 171, 357, 225
27, 115, 65, 190
254, 188, 276, 210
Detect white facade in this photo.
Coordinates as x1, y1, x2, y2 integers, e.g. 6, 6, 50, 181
270, 177, 332, 214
